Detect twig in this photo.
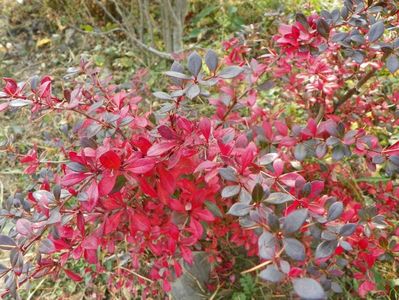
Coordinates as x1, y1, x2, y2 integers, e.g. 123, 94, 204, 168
119, 266, 154, 283
209, 283, 223, 300
94, 0, 173, 60
216, 88, 250, 129
26, 278, 46, 300
240, 247, 284, 274
241, 259, 273, 274
333, 52, 389, 112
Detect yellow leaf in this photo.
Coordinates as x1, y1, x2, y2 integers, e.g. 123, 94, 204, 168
36, 38, 52, 48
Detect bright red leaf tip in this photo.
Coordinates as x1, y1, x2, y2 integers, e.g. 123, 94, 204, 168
64, 269, 83, 282
99, 150, 121, 170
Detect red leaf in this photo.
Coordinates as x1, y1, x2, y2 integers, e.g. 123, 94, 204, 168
279, 172, 304, 187
81, 180, 99, 212
274, 120, 288, 136
383, 141, 399, 156
180, 246, 193, 264
190, 218, 203, 238
98, 174, 117, 195
64, 269, 83, 282
194, 160, 219, 173
81, 235, 98, 250
147, 141, 177, 157
168, 198, 185, 211
359, 280, 375, 298
104, 210, 124, 235
309, 180, 324, 198
61, 173, 89, 187
131, 137, 152, 154
132, 213, 151, 232
159, 167, 175, 194
127, 157, 155, 174
84, 249, 98, 264
273, 159, 284, 177
3, 78, 18, 95
99, 150, 121, 170
39, 76, 52, 99
137, 177, 157, 198
193, 209, 215, 222
199, 117, 211, 141
77, 213, 85, 235
158, 125, 179, 140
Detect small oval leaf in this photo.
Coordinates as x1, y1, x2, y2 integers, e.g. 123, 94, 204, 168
259, 265, 284, 283
283, 238, 306, 261
292, 278, 326, 299
327, 201, 344, 221
264, 192, 294, 205
368, 21, 384, 43
282, 209, 308, 234
227, 202, 252, 217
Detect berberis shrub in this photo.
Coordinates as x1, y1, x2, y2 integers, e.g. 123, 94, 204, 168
1, 0, 399, 299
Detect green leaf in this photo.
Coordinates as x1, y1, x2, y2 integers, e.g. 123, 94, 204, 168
80, 24, 93, 32
316, 18, 330, 39
204, 201, 223, 218
251, 183, 264, 203
191, 5, 218, 24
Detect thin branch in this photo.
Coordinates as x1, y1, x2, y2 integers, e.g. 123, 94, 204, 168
240, 247, 285, 274
240, 259, 272, 274
137, 0, 144, 42
216, 88, 250, 129
143, 0, 155, 47
333, 52, 389, 112
119, 266, 154, 283
315, 102, 325, 124
163, 0, 181, 26
94, 0, 173, 60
